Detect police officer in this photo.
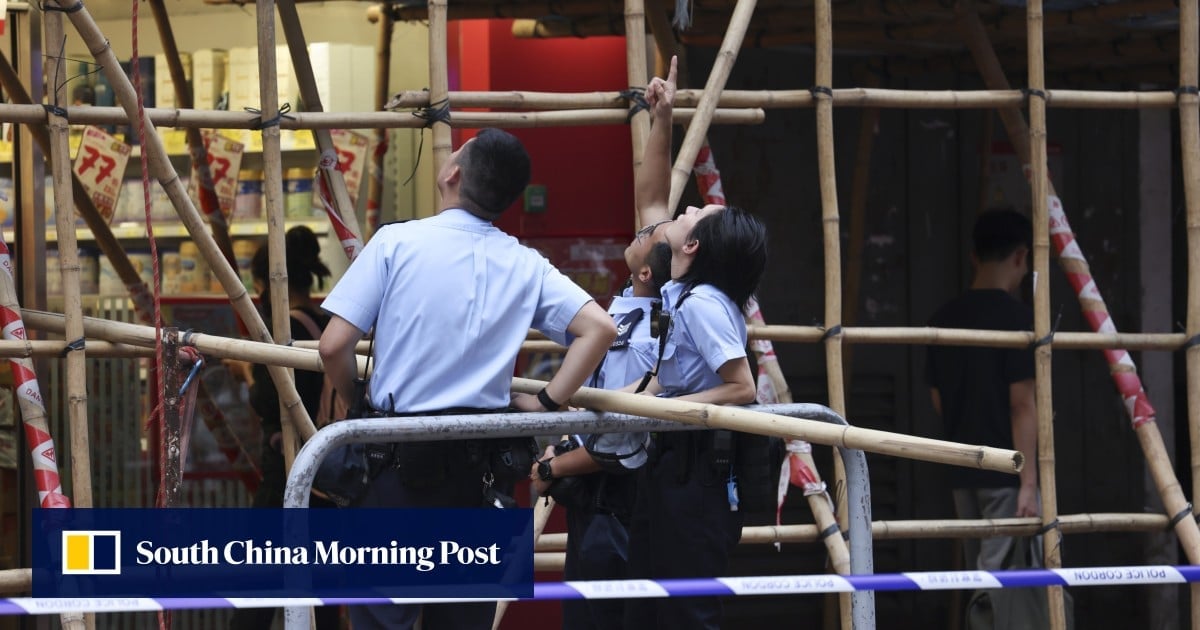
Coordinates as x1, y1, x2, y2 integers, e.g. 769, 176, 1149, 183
319, 128, 617, 630
529, 60, 678, 630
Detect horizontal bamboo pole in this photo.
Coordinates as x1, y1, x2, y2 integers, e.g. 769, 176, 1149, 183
0, 568, 30, 594
387, 88, 1180, 111
0, 104, 761, 130
22, 309, 335, 373
512, 378, 1021, 473
535, 512, 1172, 551
0, 340, 154, 358
517, 327, 1188, 352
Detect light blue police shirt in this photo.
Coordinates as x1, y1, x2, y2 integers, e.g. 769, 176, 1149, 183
321, 209, 593, 413
583, 295, 657, 469
656, 280, 748, 398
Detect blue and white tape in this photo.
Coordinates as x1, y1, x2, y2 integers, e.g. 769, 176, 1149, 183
1, 565, 1196, 615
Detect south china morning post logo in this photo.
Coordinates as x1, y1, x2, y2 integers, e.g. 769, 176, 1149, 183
61, 530, 121, 575
35, 508, 534, 598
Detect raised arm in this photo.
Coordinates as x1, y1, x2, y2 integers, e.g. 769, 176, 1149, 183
636, 56, 677, 228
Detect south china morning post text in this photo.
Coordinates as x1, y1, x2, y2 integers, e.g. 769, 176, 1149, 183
33, 508, 535, 598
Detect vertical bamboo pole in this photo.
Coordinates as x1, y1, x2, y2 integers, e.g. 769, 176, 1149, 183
1024, 3, 1067, 629
276, 0, 364, 244
1179, 1, 1200, 627
147, 0, 237, 271
428, 0, 450, 207
841, 69, 881, 384
43, 8, 91, 630
666, 0, 758, 212
60, 4, 316, 440
626, 0, 651, 229
257, 0, 300, 470
814, 3, 852, 629
366, 6, 395, 237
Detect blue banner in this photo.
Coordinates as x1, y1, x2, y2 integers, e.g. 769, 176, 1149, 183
33, 508, 534, 598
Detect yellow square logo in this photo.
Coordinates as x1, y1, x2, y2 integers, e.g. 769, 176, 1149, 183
61, 530, 121, 575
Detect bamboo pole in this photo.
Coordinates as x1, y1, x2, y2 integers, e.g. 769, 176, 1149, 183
840, 69, 881, 384
1179, 1, 1200, 627
276, 0, 364, 244
1024, 3, 1068, 628
0, 340, 153, 358
59, 2, 317, 440
0, 569, 30, 594
958, 0, 1200, 579
0, 102, 764, 128
386, 87, 1180, 111
147, 0, 237, 272
512, 378, 1021, 473
625, 0, 650, 230
42, 8, 94, 628
366, 4, 394, 237
667, 0, 758, 211
256, 0, 305, 471
535, 512, 1177, 551
813, 3, 853, 629
43, 6, 92, 513
493, 495, 556, 629
429, 0, 450, 206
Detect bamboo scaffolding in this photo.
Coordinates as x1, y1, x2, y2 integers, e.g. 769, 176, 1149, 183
429, 0, 451, 206
256, 0, 305, 472
1023, 3, 1068, 628
366, 4, 394, 237
958, 2, 1200, 594
0, 568, 30, 595
534, 512, 1177, 551
625, 0, 650, 229
1179, 1, 1200, 627
58, 1, 317, 441
148, 0, 237, 273
493, 495, 556, 629
46, 7, 94, 531
385, 87, 1181, 111
277, 0, 364, 244
666, 0, 758, 211
512, 378, 1021, 473
0, 340, 153, 358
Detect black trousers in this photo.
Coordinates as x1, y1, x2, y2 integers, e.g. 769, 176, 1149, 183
562, 474, 636, 630
624, 434, 743, 630
346, 457, 507, 630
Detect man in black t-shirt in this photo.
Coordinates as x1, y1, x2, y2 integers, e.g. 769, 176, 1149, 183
926, 209, 1038, 571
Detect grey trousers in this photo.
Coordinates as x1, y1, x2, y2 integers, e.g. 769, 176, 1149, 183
952, 487, 1041, 570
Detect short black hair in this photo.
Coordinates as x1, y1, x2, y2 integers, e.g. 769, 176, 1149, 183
457, 128, 531, 218
645, 241, 672, 293
251, 225, 331, 296
677, 206, 767, 311
973, 209, 1032, 263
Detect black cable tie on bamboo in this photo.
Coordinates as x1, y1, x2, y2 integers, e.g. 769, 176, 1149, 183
245, 102, 294, 130
60, 338, 85, 357
819, 523, 842, 541
40, 0, 85, 13
1168, 503, 1194, 530
412, 98, 451, 128
619, 88, 649, 123
810, 85, 833, 99
1184, 334, 1200, 350
42, 103, 68, 119
1022, 88, 1047, 107
1035, 518, 1060, 536
820, 325, 843, 342
1028, 309, 1063, 351
1175, 86, 1200, 97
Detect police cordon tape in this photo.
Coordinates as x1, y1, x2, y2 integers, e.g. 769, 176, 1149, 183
1, 565, 1198, 615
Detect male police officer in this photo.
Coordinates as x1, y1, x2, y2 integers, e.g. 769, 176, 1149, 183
320, 128, 616, 630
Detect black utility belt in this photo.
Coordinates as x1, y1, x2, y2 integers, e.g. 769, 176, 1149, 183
363, 436, 538, 491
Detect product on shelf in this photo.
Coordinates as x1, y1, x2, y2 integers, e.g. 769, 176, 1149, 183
234, 169, 264, 220
233, 239, 259, 294
179, 241, 211, 294
284, 167, 316, 219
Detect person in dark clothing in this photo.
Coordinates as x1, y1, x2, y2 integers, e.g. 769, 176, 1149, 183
926, 209, 1038, 571
227, 225, 340, 630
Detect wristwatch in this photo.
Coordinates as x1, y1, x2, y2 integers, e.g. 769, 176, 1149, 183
537, 458, 555, 482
